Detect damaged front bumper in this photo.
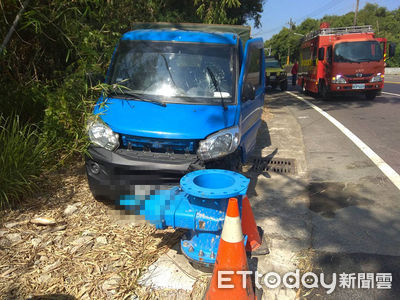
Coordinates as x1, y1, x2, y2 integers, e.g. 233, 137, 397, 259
85, 146, 203, 200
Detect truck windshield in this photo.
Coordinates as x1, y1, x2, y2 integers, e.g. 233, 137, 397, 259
265, 60, 281, 68
108, 40, 235, 105
334, 41, 383, 63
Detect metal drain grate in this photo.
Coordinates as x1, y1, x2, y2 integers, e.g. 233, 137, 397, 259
251, 157, 296, 174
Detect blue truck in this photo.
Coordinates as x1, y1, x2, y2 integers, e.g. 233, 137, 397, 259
86, 23, 265, 200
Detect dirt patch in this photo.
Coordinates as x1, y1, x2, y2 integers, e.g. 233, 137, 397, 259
0, 162, 184, 299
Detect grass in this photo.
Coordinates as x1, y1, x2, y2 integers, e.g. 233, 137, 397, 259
0, 115, 56, 208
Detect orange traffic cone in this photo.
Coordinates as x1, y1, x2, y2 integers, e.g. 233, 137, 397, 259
205, 197, 255, 299
241, 195, 269, 255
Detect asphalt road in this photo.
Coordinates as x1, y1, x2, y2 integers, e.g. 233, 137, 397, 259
384, 79, 400, 94
302, 80, 400, 176
280, 78, 400, 299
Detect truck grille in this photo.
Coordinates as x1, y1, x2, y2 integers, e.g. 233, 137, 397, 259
346, 73, 372, 84
347, 78, 369, 83
120, 135, 199, 154
346, 73, 372, 78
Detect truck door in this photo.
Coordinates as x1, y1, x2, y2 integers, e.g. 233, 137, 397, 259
376, 38, 387, 62
238, 38, 265, 161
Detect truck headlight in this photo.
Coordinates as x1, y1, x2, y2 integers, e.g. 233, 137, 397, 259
370, 73, 383, 82
87, 119, 119, 151
197, 126, 240, 160
332, 75, 346, 84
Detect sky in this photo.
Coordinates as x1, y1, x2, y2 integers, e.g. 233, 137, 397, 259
251, 0, 400, 41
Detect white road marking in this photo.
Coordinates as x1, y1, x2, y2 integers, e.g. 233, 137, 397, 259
286, 91, 400, 192
382, 91, 400, 97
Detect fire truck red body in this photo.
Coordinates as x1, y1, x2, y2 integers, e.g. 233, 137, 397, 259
298, 24, 393, 100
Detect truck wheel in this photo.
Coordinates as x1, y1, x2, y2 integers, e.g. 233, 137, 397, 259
280, 80, 288, 91
365, 91, 377, 100
271, 83, 277, 90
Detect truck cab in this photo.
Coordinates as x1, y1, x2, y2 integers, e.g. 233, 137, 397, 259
265, 56, 287, 91
85, 23, 265, 200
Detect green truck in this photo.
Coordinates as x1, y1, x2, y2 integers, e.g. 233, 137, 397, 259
265, 56, 287, 91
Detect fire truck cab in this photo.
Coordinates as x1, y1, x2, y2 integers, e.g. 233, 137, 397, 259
298, 23, 395, 100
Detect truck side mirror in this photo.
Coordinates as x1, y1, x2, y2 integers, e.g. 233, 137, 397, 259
389, 43, 396, 57
86, 72, 105, 88
242, 82, 255, 101
318, 47, 325, 61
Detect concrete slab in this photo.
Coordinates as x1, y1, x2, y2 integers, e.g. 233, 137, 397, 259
138, 244, 205, 291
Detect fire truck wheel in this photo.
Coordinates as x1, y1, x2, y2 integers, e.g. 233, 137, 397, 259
365, 91, 377, 100
280, 80, 288, 91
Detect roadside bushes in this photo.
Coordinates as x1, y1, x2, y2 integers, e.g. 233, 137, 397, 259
0, 115, 57, 208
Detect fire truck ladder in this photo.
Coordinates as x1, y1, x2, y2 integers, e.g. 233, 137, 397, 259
304, 25, 373, 41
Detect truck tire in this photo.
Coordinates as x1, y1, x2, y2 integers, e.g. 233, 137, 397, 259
365, 91, 377, 100
280, 80, 288, 91
271, 83, 277, 90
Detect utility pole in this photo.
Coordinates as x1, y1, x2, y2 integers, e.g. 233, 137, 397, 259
264, 47, 272, 56
287, 18, 294, 65
353, 0, 360, 26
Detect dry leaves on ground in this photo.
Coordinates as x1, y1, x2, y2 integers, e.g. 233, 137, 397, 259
0, 163, 184, 299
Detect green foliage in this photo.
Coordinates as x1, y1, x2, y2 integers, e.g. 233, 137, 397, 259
0, 115, 58, 208
264, 3, 400, 67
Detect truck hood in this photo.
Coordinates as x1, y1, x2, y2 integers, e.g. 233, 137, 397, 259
266, 67, 283, 75
94, 97, 237, 140
332, 61, 384, 77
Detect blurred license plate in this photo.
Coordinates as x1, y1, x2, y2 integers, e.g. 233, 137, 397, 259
352, 84, 365, 89
270, 76, 276, 80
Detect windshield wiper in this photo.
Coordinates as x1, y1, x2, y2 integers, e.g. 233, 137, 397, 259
206, 67, 227, 111
110, 90, 166, 107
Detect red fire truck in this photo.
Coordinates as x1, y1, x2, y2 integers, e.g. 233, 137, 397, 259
298, 23, 395, 100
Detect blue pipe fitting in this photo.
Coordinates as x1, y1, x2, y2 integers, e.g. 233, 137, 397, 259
180, 169, 250, 199
119, 169, 250, 267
